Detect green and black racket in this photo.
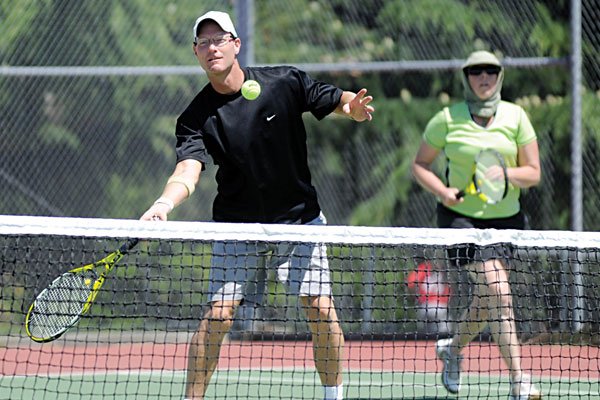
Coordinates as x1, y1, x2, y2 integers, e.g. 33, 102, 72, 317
25, 238, 139, 342
457, 148, 508, 204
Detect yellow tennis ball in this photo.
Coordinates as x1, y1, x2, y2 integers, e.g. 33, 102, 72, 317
241, 80, 261, 100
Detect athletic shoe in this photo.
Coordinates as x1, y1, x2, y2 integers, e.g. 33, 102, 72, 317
435, 338, 462, 394
509, 374, 542, 400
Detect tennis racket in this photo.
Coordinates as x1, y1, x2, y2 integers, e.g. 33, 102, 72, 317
25, 238, 139, 343
457, 149, 508, 204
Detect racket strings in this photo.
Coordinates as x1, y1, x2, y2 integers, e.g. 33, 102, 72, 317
28, 271, 97, 339
475, 152, 507, 203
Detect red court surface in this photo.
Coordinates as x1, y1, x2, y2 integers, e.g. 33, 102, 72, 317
2, 340, 598, 380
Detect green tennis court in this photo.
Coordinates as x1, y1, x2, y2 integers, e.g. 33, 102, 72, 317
2, 369, 598, 399
1, 336, 599, 399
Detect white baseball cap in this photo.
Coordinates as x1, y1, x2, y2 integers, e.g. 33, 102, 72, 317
193, 11, 238, 41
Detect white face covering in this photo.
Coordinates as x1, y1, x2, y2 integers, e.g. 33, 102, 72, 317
462, 67, 504, 118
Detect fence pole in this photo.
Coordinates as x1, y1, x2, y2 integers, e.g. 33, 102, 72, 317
235, 0, 255, 67
570, 0, 582, 231
567, 0, 585, 333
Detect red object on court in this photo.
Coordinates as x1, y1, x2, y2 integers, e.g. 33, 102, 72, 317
406, 261, 451, 306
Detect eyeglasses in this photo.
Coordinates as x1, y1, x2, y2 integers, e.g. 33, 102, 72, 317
195, 34, 234, 48
467, 65, 501, 76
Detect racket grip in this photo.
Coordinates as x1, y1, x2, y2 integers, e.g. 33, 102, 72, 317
456, 190, 465, 199
119, 238, 140, 254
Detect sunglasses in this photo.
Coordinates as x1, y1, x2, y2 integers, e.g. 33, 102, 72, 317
195, 34, 234, 48
467, 65, 501, 76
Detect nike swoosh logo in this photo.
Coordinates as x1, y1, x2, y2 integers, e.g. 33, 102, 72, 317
266, 114, 276, 121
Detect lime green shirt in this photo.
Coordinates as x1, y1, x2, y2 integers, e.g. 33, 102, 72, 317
423, 101, 537, 219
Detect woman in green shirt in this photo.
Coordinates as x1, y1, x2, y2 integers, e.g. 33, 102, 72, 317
412, 50, 541, 400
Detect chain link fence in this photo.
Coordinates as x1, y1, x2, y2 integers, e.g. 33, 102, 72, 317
1, 0, 599, 229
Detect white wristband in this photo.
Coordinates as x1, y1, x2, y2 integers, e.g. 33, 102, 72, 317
153, 197, 175, 212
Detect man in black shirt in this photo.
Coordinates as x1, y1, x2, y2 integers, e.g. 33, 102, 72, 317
141, 10, 374, 400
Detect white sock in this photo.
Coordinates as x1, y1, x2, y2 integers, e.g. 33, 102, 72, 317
324, 384, 343, 400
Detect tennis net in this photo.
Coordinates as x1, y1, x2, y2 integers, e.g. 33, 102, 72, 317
0, 215, 598, 399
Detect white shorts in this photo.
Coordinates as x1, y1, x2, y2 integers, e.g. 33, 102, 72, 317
208, 213, 332, 304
